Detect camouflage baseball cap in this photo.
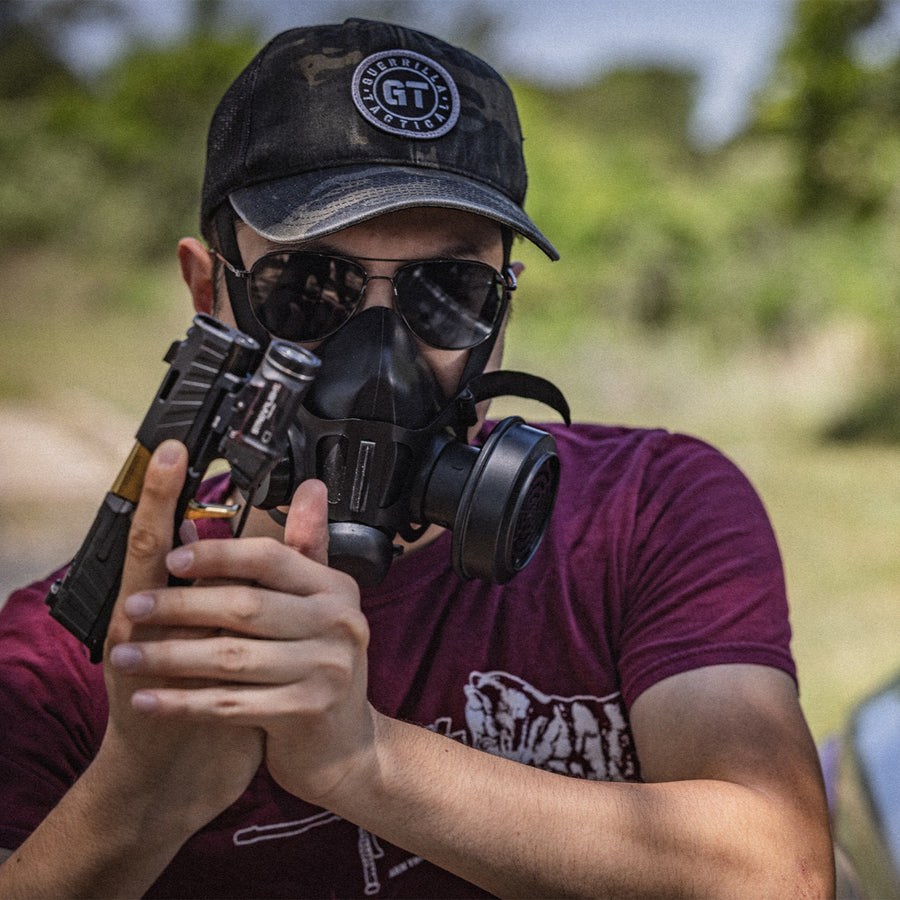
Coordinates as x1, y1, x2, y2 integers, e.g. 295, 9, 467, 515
201, 18, 558, 259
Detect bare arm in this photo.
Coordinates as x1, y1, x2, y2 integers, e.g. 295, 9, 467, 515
0, 745, 209, 899
325, 666, 833, 898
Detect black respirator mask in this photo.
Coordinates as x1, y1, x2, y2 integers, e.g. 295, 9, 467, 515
216, 212, 570, 587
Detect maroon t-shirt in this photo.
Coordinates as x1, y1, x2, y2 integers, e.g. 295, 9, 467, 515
0, 423, 795, 897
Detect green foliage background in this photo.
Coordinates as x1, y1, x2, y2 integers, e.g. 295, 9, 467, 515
0, 0, 898, 738
4, 0, 900, 437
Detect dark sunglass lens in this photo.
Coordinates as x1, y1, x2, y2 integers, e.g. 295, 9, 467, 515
394, 261, 503, 350
248, 253, 363, 342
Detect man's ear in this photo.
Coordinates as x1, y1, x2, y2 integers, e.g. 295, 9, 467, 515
177, 237, 215, 315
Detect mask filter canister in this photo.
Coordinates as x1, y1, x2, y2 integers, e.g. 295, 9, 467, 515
410, 415, 560, 583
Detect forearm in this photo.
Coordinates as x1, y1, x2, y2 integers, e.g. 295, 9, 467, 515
330, 714, 830, 899
0, 749, 195, 900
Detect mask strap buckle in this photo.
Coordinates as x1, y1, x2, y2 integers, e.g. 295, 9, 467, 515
452, 388, 480, 441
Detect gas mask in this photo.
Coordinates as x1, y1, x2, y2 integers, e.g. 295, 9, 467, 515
245, 306, 570, 587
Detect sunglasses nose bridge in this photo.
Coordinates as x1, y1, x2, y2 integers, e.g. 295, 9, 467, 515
358, 273, 398, 313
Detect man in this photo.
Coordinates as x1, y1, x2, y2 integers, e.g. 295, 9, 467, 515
0, 18, 833, 898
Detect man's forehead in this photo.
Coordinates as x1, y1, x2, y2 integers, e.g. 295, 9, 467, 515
235, 208, 504, 256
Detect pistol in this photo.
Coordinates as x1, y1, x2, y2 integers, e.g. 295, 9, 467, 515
46, 314, 320, 662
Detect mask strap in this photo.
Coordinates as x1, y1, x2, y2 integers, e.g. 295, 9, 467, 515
214, 203, 271, 347
454, 370, 571, 427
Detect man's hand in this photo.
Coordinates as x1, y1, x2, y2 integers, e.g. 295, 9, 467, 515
101, 440, 265, 836
0, 441, 269, 900
107, 472, 377, 809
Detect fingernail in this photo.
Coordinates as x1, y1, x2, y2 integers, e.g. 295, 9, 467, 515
156, 441, 181, 467
132, 692, 159, 714
109, 643, 142, 671
179, 519, 199, 545
166, 545, 194, 575
124, 593, 154, 619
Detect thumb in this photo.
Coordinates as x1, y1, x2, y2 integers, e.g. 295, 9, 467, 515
284, 478, 329, 565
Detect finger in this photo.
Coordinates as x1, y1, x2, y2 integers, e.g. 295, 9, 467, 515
284, 478, 329, 565
164, 534, 347, 597
120, 578, 361, 640
108, 440, 188, 644
108, 631, 355, 687
125, 682, 345, 724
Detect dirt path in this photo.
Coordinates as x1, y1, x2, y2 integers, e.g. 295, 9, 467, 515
0, 398, 135, 605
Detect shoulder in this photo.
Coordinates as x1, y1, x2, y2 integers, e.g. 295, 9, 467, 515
536, 421, 759, 514
544, 420, 737, 467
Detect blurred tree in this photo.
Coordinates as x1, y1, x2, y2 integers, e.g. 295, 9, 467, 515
80, 29, 262, 255
542, 66, 697, 152
749, 0, 900, 441
0, 21, 77, 100
0, 0, 136, 85
0, 18, 261, 263
752, 0, 889, 217
512, 65, 704, 333
190, 0, 228, 34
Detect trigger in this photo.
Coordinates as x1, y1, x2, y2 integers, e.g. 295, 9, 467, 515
185, 500, 241, 520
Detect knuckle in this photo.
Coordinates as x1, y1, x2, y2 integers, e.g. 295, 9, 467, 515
229, 590, 264, 624
127, 522, 167, 561
139, 473, 177, 507
258, 537, 285, 565
334, 607, 370, 649
215, 638, 252, 676
213, 691, 245, 718
241, 537, 288, 582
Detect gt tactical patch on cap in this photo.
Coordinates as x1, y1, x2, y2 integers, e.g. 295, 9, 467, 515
202, 18, 559, 259
351, 49, 460, 138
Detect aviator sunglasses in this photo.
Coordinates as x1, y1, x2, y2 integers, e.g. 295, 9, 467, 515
213, 250, 516, 351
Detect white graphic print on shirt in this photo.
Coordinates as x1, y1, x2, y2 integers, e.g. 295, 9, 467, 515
463, 670, 638, 781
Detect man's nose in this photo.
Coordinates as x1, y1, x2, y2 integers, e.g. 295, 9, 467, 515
359, 274, 395, 311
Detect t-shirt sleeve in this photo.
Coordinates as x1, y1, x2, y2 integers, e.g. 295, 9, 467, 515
616, 433, 795, 709
0, 571, 109, 850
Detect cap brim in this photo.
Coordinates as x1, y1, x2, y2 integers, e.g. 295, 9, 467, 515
229, 165, 559, 260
